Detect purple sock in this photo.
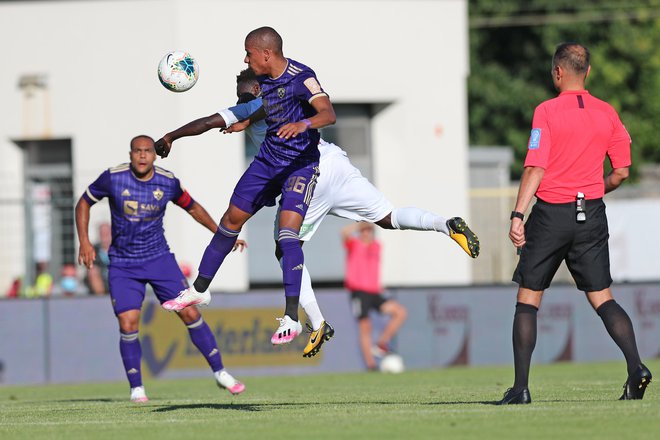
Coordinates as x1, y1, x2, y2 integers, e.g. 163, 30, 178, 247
278, 228, 303, 298
197, 224, 240, 280
187, 318, 223, 372
119, 331, 142, 388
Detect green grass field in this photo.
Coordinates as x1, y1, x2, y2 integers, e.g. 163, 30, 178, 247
1, 360, 659, 440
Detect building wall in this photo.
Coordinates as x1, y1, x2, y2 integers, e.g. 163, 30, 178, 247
0, 0, 470, 292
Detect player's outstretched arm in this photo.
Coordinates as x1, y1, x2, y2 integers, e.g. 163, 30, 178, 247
75, 197, 96, 269
155, 113, 228, 158
277, 96, 336, 140
185, 201, 219, 234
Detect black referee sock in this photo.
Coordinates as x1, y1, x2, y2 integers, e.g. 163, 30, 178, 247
285, 295, 299, 322
193, 276, 212, 293
596, 299, 642, 376
512, 302, 538, 392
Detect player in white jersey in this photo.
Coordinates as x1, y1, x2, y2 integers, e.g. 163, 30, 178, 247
283, 139, 479, 356
225, 68, 480, 357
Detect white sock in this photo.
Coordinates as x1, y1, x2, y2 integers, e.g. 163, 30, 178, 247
390, 207, 449, 235
299, 265, 324, 330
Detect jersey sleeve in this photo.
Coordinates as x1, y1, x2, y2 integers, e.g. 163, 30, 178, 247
607, 112, 632, 169
171, 177, 195, 210
82, 170, 112, 205
523, 104, 552, 169
218, 98, 264, 128
294, 71, 328, 104
344, 237, 358, 251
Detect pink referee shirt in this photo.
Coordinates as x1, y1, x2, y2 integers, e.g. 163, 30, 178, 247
344, 238, 382, 294
524, 90, 631, 203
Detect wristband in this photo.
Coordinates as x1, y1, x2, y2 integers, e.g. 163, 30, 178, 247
510, 211, 524, 221
302, 119, 312, 129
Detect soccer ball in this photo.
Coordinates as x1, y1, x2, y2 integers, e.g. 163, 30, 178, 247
157, 51, 199, 92
379, 353, 405, 374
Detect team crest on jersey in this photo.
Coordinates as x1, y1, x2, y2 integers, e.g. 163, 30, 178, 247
277, 87, 286, 98
153, 188, 164, 201
304, 77, 322, 94
124, 200, 138, 216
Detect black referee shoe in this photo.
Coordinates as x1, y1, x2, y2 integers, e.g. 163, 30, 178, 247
497, 387, 532, 405
619, 364, 652, 400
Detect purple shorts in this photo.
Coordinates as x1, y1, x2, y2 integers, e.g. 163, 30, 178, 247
230, 156, 319, 218
108, 253, 188, 315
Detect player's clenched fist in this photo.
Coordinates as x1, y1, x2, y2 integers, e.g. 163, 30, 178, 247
154, 137, 172, 158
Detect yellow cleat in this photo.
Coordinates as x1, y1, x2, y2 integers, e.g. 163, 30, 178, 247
447, 217, 480, 258
303, 321, 335, 358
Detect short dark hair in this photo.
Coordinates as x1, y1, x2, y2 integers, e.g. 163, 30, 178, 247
237, 67, 258, 85
130, 135, 154, 150
245, 26, 283, 54
236, 68, 259, 96
553, 42, 590, 74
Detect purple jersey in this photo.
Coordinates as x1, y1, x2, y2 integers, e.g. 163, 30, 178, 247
258, 58, 327, 165
82, 164, 194, 264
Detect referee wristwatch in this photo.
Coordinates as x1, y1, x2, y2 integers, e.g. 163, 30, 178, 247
510, 211, 524, 221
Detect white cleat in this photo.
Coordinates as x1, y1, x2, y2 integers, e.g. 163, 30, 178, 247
162, 287, 210, 311
130, 386, 149, 403
271, 315, 303, 345
215, 370, 246, 395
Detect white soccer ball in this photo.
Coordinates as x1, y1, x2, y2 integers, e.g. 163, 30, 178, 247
157, 51, 199, 92
379, 353, 405, 374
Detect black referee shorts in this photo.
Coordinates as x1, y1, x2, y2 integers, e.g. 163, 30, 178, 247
513, 198, 612, 292
350, 290, 388, 320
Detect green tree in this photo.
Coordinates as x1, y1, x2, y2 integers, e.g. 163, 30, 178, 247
469, 0, 660, 178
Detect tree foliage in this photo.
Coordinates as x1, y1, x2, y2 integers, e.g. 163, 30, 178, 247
468, 0, 660, 178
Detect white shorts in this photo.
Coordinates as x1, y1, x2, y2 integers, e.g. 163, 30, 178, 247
295, 142, 393, 241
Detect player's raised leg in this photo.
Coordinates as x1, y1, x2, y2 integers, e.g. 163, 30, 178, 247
384, 208, 480, 258
163, 204, 250, 311
272, 222, 304, 344
300, 264, 334, 357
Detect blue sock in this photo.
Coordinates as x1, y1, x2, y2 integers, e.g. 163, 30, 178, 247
278, 228, 302, 320
195, 224, 240, 290
187, 318, 223, 372
119, 331, 142, 388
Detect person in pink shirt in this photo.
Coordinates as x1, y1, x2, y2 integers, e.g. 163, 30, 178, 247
342, 222, 407, 371
500, 42, 650, 405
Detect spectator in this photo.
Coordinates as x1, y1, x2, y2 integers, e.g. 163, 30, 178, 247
85, 222, 111, 295
25, 261, 52, 298
342, 222, 407, 370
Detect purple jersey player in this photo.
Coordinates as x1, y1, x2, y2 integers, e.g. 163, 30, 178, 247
75, 135, 246, 402
155, 27, 336, 347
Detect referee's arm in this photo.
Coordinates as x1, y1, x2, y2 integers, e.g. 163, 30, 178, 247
510, 166, 545, 248
604, 167, 629, 194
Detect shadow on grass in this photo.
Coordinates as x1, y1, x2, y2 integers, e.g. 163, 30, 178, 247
50, 398, 118, 403
152, 402, 302, 412
424, 400, 500, 405
152, 400, 506, 412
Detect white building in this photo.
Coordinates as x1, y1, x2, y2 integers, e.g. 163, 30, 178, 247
0, 0, 470, 293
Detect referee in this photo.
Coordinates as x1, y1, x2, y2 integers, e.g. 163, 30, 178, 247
498, 42, 651, 404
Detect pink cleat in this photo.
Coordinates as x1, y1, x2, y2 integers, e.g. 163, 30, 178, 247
130, 386, 149, 403
215, 370, 245, 395
271, 315, 303, 345
162, 287, 210, 311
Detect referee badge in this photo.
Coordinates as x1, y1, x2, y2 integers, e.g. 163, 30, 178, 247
528, 128, 541, 150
